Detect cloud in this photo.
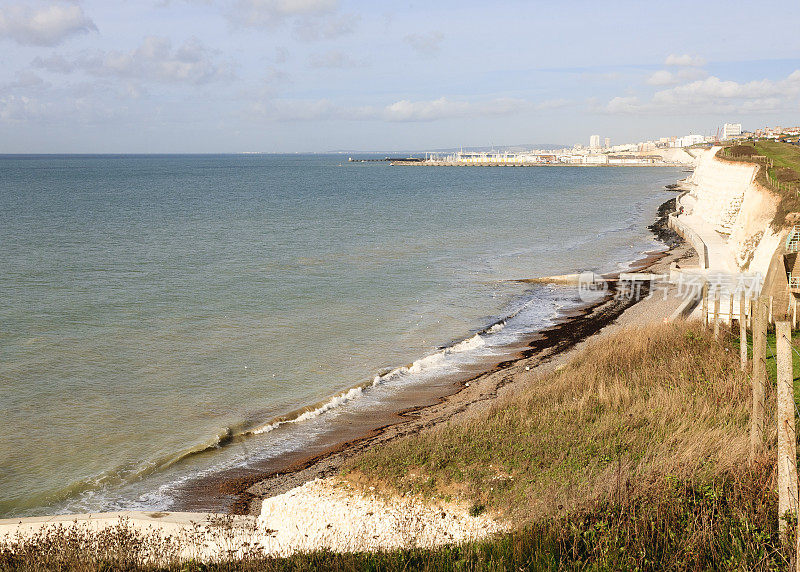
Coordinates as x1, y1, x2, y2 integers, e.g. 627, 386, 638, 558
0, 91, 128, 124
0, 3, 96, 46
0, 94, 48, 121
652, 73, 800, 106
308, 49, 364, 68
536, 98, 570, 110
383, 97, 471, 121
664, 53, 706, 67
274, 46, 289, 63
33, 36, 233, 84
647, 67, 708, 86
380, 97, 532, 122
123, 82, 146, 99
292, 13, 355, 40
646, 70, 677, 86
605, 96, 643, 114
0, 70, 49, 92
30, 53, 75, 72
250, 97, 343, 120
230, 0, 337, 27
252, 96, 537, 122
676, 67, 708, 81
605, 70, 800, 114
403, 31, 444, 55
229, 0, 354, 42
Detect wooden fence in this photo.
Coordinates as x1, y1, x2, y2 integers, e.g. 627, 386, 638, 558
703, 290, 799, 546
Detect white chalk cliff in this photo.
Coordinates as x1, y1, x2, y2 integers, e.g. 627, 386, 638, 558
684, 147, 781, 275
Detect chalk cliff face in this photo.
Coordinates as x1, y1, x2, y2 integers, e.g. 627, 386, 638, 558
688, 147, 780, 274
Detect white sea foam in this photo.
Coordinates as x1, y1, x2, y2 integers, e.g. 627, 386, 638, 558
486, 321, 506, 334
249, 332, 491, 436
245, 289, 569, 442
251, 385, 368, 435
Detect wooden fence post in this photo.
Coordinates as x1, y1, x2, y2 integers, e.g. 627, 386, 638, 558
776, 321, 798, 532
740, 291, 748, 372
750, 297, 767, 462
713, 293, 721, 338
729, 294, 734, 326
769, 295, 774, 324
702, 281, 709, 328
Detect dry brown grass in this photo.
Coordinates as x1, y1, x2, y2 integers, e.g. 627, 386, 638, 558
0, 521, 180, 571
345, 321, 773, 523
727, 144, 759, 157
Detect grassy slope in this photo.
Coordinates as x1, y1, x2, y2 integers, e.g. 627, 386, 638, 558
755, 140, 800, 177
721, 141, 800, 227
346, 323, 755, 523
746, 141, 800, 227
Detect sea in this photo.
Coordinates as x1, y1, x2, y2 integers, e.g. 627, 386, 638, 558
0, 154, 683, 517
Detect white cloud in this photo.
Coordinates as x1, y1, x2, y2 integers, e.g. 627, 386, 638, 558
0, 90, 128, 123
231, 0, 337, 27
0, 94, 48, 121
30, 53, 75, 72
292, 13, 354, 41
382, 97, 532, 122
605, 96, 642, 114
250, 97, 341, 120
403, 32, 444, 55
252, 96, 537, 122
229, 0, 354, 42
653, 73, 800, 106
647, 67, 708, 87
676, 67, 708, 82
647, 70, 677, 86
0, 3, 96, 46
605, 70, 800, 115
274, 46, 289, 63
33, 36, 233, 84
383, 97, 469, 121
536, 98, 570, 110
0, 70, 49, 92
308, 49, 364, 68
664, 53, 706, 67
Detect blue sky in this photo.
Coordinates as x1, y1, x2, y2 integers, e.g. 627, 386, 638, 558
1, 0, 799, 153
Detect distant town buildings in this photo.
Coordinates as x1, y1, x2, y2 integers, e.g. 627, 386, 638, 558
754, 125, 800, 138
423, 150, 674, 166
419, 120, 800, 167
673, 134, 704, 148
722, 123, 742, 139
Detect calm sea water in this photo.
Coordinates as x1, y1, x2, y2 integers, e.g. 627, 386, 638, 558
0, 155, 681, 517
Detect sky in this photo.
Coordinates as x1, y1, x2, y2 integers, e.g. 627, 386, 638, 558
1, 0, 800, 153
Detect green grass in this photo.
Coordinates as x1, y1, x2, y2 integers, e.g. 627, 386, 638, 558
734, 328, 800, 406
755, 140, 800, 175
721, 140, 800, 226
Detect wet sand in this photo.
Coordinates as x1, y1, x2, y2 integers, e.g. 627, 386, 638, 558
173, 198, 696, 516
